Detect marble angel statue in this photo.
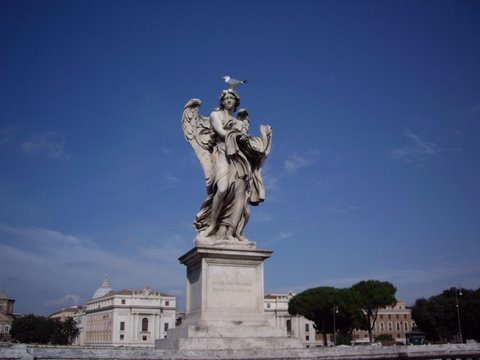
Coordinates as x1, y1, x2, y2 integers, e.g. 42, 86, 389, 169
182, 89, 272, 246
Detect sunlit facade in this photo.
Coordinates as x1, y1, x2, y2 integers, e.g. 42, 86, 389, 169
81, 277, 176, 347
264, 292, 320, 347
352, 301, 414, 344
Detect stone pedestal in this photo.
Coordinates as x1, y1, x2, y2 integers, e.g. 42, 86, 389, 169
155, 246, 303, 350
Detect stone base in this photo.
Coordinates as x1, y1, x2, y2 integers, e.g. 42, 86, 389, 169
155, 246, 303, 350
155, 336, 303, 351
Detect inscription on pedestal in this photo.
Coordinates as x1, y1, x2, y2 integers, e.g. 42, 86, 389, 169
211, 281, 253, 293
206, 262, 260, 311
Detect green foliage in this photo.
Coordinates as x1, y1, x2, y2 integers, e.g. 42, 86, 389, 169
412, 287, 480, 342
351, 280, 397, 342
288, 286, 338, 346
334, 287, 363, 335
289, 280, 397, 346
10, 314, 52, 344
334, 331, 353, 346
10, 314, 79, 345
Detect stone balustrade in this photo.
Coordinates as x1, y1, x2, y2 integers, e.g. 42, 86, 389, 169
1, 342, 480, 360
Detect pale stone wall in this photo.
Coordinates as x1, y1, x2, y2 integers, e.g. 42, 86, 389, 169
82, 289, 176, 347
264, 293, 319, 347
2, 343, 480, 360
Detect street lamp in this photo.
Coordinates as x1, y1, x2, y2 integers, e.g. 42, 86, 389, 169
455, 288, 463, 343
333, 305, 339, 346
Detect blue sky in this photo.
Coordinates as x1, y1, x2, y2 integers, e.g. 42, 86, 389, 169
1, 0, 479, 316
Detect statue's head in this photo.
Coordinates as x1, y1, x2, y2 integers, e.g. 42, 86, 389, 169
219, 89, 240, 112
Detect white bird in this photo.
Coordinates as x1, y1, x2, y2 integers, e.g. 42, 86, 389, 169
222, 76, 248, 89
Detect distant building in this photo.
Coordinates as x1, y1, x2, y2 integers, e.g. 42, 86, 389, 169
81, 277, 176, 347
0, 290, 15, 342
264, 292, 319, 347
49, 305, 85, 345
352, 301, 415, 344
49, 306, 83, 321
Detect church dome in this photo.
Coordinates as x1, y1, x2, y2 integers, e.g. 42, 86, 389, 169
92, 275, 113, 299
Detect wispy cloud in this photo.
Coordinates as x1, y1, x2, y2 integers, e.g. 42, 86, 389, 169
159, 147, 173, 155
319, 199, 358, 213
277, 232, 293, 241
21, 131, 70, 160
0, 224, 186, 315
284, 153, 318, 173
163, 174, 179, 187
280, 259, 480, 305
391, 129, 440, 163
45, 294, 82, 308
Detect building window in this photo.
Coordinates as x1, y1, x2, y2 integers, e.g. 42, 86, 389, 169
388, 314, 391, 320
164, 323, 169, 332
305, 324, 309, 332
266, 302, 271, 308
120, 321, 125, 331
306, 335, 309, 341
4, 325, 9, 332
388, 322, 393, 332
120, 334, 124, 340
165, 301, 169, 306
396, 322, 401, 331
286, 319, 292, 333
142, 336, 147, 341
396, 314, 399, 320
121, 299, 126, 304
142, 318, 148, 332
404, 322, 409, 331
379, 314, 383, 319
380, 322, 384, 332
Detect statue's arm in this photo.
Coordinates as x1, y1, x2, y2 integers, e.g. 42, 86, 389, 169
210, 111, 227, 138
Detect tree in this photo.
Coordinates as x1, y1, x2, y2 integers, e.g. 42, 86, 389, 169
50, 318, 79, 345
10, 314, 79, 345
334, 288, 363, 339
412, 287, 480, 342
288, 287, 338, 346
10, 314, 53, 344
350, 280, 397, 343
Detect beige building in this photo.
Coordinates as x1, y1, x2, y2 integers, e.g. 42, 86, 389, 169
49, 305, 85, 345
0, 290, 15, 342
352, 301, 415, 344
264, 292, 320, 347
82, 277, 176, 347
49, 306, 83, 321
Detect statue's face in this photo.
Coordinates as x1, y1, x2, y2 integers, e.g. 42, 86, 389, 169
222, 94, 237, 111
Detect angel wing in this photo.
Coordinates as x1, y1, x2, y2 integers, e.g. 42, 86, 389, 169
182, 98, 215, 182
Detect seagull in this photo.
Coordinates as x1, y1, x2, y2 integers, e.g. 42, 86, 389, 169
222, 76, 248, 89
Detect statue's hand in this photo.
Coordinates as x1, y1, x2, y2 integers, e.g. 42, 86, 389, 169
265, 125, 272, 136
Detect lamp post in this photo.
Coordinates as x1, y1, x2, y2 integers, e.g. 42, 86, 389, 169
333, 305, 339, 346
455, 288, 463, 343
